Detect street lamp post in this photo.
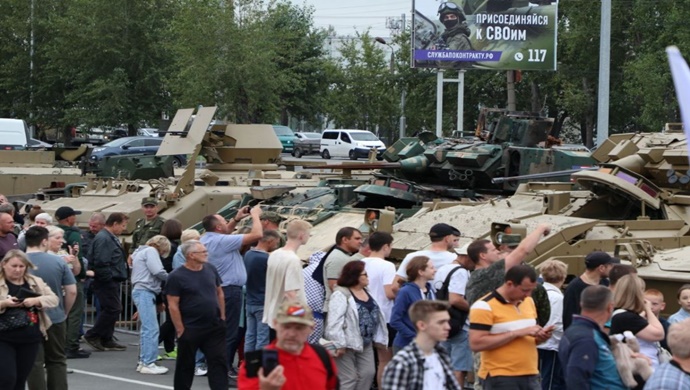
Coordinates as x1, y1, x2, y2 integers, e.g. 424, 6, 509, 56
375, 37, 406, 140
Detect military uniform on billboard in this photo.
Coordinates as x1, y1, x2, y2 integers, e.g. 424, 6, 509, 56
438, 2, 474, 69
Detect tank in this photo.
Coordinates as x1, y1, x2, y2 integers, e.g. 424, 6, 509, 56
389, 127, 690, 314
380, 110, 595, 194
33, 107, 381, 251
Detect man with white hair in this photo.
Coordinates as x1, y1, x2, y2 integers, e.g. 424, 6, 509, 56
644, 318, 690, 389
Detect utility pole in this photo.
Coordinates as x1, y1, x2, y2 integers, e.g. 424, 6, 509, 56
596, 0, 611, 147
506, 71, 516, 111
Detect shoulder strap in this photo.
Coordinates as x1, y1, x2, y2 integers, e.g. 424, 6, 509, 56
612, 309, 627, 317
309, 343, 339, 388
441, 265, 463, 294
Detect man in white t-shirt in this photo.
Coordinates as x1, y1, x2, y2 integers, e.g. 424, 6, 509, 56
393, 223, 460, 288
263, 220, 312, 338
433, 243, 476, 389
361, 231, 397, 387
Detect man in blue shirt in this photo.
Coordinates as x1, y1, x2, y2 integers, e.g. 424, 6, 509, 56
200, 206, 262, 378
559, 285, 626, 390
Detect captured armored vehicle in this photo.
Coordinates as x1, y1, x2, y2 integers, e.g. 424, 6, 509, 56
390, 126, 690, 313
380, 110, 594, 194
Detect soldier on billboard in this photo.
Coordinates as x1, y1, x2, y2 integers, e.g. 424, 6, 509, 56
435, 2, 474, 69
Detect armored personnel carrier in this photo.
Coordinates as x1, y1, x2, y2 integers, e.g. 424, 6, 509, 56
390, 126, 690, 313
380, 110, 594, 194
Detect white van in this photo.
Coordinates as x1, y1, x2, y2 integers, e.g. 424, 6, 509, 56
0, 119, 30, 150
320, 129, 386, 160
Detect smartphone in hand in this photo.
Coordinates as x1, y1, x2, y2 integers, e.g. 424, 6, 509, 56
262, 349, 279, 376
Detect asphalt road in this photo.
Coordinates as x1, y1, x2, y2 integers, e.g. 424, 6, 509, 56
65, 331, 233, 390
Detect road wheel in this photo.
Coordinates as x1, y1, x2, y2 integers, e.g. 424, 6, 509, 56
294, 148, 303, 158
321, 149, 331, 159
349, 150, 357, 160
172, 157, 183, 168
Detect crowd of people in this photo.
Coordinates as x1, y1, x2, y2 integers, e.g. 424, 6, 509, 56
1, 193, 690, 390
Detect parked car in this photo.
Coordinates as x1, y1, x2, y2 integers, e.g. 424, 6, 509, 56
272, 125, 297, 152
291, 132, 321, 158
138, 128, 159, 137
320, 129, 386, 160
28, 138, 53, 149
90, 136, 187, 168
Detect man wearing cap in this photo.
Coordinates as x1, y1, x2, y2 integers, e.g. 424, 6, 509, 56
562, 251, 616, 329
432, 243, 477, 388
239, 301, 339, 390
393, 223, 460, 288
54, 207, 91, 359
259, 211, 286, 247
130, 197, 165, 258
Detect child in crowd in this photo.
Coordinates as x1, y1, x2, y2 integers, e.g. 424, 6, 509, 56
644, 289, 670, 351
668, 284, 690, 324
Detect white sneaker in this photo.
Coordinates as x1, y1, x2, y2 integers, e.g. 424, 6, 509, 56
136, 362, 143, 372
194, 365, 208, 376
139, 363, 169, 375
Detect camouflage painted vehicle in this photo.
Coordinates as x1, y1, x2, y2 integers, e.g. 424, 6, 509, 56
380, 110, 594, 194
389, 126, 690, 314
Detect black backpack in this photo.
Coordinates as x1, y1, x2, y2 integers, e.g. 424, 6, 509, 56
435, 265, 468, 338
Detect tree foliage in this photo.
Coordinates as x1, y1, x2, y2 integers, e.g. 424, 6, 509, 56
1, 0, 690, 145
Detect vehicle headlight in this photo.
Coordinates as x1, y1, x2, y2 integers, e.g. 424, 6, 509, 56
93, 148, 105, 153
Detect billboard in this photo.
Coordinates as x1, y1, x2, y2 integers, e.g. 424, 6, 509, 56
412, 0, 558, 70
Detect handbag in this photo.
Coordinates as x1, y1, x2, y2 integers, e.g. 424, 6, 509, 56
657, 342, 672, 364
0, 307, 31, 331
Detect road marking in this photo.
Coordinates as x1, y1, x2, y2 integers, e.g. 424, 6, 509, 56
71, 369, 174, 389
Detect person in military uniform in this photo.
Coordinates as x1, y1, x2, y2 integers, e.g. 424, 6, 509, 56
436, 2, 474, 69
129, 197, 166, 264
259, 211, 286, 247
55, 206, 92, 359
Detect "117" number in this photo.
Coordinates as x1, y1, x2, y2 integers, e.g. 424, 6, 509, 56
528, 49, 547, 62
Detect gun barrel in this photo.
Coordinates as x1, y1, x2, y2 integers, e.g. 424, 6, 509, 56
491, 167, 597, 184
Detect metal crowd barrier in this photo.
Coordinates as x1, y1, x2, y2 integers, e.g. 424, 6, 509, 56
83, 279, 142, 335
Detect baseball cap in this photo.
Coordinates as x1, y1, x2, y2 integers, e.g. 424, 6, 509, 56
429, 223, 461, 239
585, 251, 617, 268
275, 301, 314, 326
55, 206, 81, 221
141, 197, 158, 206
259, 211, 283, 225
455, 242, 470, 255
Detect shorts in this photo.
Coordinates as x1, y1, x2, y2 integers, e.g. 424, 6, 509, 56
441, 328, 473, 372
387, 324, 397, 348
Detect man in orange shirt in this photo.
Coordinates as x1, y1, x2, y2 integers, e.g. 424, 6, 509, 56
238, 301, 338, 390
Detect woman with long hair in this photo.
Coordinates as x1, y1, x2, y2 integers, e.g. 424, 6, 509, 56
0, 250, 58, 390
325, 260, 388, 390
158, 219, 182, 359
609, 274, 665, 388
390, 256, 437, 353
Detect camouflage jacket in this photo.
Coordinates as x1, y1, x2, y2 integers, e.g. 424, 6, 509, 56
130, 216, 165, 253
466, 259, 551, 327
442, 23, 473, 51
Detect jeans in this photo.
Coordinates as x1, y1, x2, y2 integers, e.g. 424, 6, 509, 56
27, 321, 68, 390
538, 348, 565, 390
223, 285, 242, 368
132, 289, 159, 365
175, 322, 228, 390
244, 304, 270, 352
85, 279, 121, 342
484, 374, 540, 390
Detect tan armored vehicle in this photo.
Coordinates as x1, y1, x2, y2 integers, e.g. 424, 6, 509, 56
36, 107, 376, 252
391, 127, 690, 313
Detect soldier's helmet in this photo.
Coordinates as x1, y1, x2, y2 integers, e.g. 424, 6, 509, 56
438, 2, 466, 24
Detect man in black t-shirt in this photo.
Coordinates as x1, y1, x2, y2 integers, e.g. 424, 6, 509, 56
562, 251, 616, 329
167, 240, 228, 390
